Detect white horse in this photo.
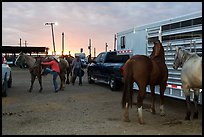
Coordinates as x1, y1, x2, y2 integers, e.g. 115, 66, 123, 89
173, 47, 202, 120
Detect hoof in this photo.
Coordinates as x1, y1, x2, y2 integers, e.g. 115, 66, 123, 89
150, 108, 156, 114
123, 118, 130, 122
184, 116, 190, 120
193, 113, 198, 119
138, 118, 145, 124
160, 112, 166, 116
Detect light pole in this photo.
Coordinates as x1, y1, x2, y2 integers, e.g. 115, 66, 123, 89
45, 22, 56, 55
105, 43, 108, 52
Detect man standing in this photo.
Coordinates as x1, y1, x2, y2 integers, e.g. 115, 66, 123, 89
71, 55, 82, 85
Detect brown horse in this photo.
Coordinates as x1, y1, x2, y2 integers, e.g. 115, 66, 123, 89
121, 40, 168, 124
63, 55, 74, 84
15, 52, 70, 92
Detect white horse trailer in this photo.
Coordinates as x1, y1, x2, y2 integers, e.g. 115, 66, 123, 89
116, 11, 202, 104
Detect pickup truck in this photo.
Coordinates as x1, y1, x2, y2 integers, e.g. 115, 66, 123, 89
87, 51, 130, 91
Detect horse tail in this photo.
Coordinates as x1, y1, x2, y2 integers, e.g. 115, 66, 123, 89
122, 60, 134, 108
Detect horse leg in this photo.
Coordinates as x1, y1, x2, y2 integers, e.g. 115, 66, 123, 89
150, 85, 156, 114
59, 73, 65, 91
37, 74, 43, 92
183, 85, 191, 120
29, 74, 36, 92
159, 83, 166, 116
122, 78, 131, 122
123, 102, 130, 122
66, 69, 70, 84
137, 85, 146, 124
193, 88, 199, 119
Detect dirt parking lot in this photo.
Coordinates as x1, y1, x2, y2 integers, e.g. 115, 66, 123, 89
2, 67, 202, 135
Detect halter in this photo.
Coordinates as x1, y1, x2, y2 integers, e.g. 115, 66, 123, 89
179, 49, 194, 67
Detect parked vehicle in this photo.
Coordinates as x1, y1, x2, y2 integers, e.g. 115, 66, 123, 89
87, 51, 130, 91
2, 55, 12, 97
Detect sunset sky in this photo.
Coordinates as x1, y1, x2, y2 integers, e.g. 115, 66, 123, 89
2, 2, 202, 56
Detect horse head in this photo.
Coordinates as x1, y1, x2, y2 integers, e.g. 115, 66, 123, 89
173, 47, 184, 69
150, 40, 165, 61
15, 51, 26, 67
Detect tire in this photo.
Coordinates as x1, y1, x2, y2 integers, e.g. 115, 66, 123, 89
2, 73, 8, 97
88, 71, 94, 84
8, 72, 12, 88
109, 77, 118, 91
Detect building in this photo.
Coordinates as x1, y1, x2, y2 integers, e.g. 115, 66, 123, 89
2, 46, 49, 65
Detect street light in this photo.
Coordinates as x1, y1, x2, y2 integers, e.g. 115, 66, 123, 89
45, 22, 57, 55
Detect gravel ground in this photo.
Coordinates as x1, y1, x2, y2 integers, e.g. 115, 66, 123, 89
2, 67, 202, 135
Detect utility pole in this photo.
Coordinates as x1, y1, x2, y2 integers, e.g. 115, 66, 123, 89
114, 34, 116, 51
88, 39, 92, 62
94, 47, 96, 57
62, 32, 64, 56
105, 43, 108, 52
45, 22, 56, 55
24, 40, 27, 47
19, 38, 22, 47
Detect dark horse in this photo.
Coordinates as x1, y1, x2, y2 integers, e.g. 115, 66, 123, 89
15, 52, 70, 92
63, 55, 74, 84
121, 40, 168, 124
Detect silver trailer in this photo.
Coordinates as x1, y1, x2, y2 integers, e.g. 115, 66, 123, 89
116, 11, 202, 104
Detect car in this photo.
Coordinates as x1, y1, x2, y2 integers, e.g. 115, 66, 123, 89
2, 55, 12, 97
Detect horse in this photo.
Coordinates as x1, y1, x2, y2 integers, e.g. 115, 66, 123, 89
44, 56, 71, 86
63, 55, 74, 84
173, 47, 202, 120
121, 40, 168, 124
15, 52, 43, 92
15, 52, 70, 92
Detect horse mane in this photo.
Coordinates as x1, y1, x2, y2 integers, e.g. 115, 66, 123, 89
181, 49, 199, 62
150, 41, 165, 63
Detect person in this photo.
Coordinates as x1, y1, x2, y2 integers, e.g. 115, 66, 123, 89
71, 55, 83, 85
41, 56, 60, 92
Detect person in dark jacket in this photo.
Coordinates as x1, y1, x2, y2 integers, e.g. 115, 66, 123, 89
71, 55, 83, 85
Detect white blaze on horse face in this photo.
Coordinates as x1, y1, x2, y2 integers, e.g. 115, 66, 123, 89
15, 55, 21, 66
173, 48, 183, 69
138, 106, 143, 118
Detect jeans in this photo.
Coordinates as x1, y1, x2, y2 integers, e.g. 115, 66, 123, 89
43, 68, 59, 91
71, 68, 82, 85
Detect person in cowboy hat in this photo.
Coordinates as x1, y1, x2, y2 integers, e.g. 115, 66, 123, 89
41, 56, 60, 92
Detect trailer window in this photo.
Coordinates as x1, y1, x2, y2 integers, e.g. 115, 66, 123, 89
121, 36, 125, 49
193, 17, 202, 25
148, 36, 158, 44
